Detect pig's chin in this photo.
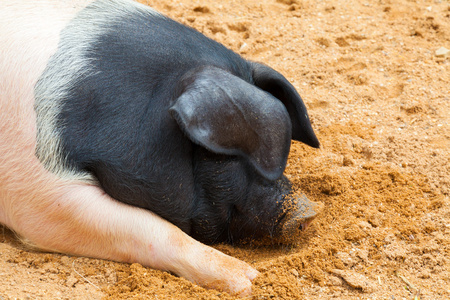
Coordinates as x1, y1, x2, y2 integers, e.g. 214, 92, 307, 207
223, 211, 284, 246
226, 194, 323, 246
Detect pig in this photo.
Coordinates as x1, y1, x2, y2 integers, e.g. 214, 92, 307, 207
0, 0, 321, 296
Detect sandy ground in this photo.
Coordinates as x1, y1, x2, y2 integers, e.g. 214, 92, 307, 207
1, 0, 449, 299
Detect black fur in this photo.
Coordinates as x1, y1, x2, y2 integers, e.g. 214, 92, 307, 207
54, 3, 319, 243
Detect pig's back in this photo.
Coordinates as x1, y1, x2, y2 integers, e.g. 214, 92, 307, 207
0, 0, 93, 143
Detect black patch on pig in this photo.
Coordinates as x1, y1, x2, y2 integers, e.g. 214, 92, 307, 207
53, 4, 319, 243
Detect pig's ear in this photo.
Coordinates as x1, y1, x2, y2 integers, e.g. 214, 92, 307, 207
250, 62, 320, 148
169, 67, 291, 181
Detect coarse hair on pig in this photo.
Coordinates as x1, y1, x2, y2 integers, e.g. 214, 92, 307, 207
35, 0, 160, 183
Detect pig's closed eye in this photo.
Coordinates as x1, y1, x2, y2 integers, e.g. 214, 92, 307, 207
228, 204, 238, 222
225, 205, 239, 243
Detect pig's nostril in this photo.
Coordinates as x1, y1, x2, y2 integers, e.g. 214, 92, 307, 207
299, 221, 312, 231
280, 195, 323, 239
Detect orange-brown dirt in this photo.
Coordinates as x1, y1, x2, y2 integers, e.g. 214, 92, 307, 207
1, 0, 449, 299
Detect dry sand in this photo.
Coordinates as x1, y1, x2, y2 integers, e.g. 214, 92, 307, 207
1, 0, 449, 299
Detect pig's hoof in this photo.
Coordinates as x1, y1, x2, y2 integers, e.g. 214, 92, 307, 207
201, 257, 259, 297
181, 244, 259, 297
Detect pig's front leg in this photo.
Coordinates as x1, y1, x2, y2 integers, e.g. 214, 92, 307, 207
7, 181, 258, 296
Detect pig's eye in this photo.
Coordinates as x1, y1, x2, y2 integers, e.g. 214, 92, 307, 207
228, 205, 238, 222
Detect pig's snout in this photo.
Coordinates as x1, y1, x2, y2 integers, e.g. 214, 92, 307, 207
281, 194, 323, 238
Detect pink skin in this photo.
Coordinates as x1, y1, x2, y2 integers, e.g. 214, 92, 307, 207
0, 1, 258, 296
301, 220, 313, 231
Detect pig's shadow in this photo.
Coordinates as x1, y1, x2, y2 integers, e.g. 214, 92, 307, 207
212, 225, 319, 264
1, 225, 25, 249
1, 223, 319, 267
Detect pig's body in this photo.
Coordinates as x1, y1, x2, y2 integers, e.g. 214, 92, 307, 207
0, 0, 320, 296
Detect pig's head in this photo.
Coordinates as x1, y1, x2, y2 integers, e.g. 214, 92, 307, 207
170, 63, 321, 244
31, 3, 321, 246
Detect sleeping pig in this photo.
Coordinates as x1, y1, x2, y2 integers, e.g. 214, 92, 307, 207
0, 0, 321, 296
